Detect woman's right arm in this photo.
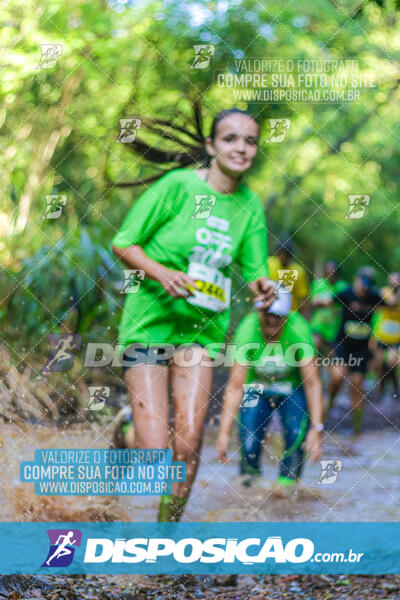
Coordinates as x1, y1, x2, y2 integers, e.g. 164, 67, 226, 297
112, 172, 198, 298
112, 244, 198, 298
217, 361, 248, 463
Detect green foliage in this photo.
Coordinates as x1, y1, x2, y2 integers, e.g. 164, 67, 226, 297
0, 0, 399, 350
5, 229, 123, 353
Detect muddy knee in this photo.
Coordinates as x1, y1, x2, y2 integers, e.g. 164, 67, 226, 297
174, 437, 201, 466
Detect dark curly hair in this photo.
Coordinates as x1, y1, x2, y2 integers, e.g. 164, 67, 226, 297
114, 102, 258, 187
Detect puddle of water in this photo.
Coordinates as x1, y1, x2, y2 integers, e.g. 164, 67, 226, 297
0, 423, 135, 522
186, 426, 400, 523
1, 415, 399, 523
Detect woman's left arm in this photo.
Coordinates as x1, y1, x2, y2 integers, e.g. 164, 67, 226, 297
300, 358, 323, 462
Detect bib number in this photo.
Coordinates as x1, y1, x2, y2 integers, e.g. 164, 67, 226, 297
264, 381, 293, 395
313, 292, 332, 304
382, 320, 400, 336
186, 262, 231, 312
344, 321, 370, 339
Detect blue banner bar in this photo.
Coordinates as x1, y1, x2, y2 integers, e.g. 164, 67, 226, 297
0, 522, 399, 574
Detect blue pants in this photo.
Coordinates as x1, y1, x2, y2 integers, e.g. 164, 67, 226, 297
238, 387, 309, 481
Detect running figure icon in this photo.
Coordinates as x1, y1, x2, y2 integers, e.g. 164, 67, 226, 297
41, 528, 82, 567
42, 334, 81, 373
46, 531, 77, 566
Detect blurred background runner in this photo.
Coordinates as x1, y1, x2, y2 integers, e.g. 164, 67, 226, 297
267, 239, 309, 315
310, 260, 348, 353
370, 272, 400, 400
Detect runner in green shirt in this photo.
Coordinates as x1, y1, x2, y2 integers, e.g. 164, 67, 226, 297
111, 108, 276, 521
217, 288, 323, 488
310, 261, 348, 351
112, 167, 270, 355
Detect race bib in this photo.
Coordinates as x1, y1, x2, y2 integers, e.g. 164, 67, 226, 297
313, 292, 332, 304
382, 320, 400, 336
186, 262, 231, 313
344, 320, 370, 339
264, 381, 293, 395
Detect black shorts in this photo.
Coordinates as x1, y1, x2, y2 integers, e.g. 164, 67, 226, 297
334, 340, 371, 374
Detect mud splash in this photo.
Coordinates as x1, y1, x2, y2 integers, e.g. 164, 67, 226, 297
1, 411, 399, 523
0, 423, 133, 522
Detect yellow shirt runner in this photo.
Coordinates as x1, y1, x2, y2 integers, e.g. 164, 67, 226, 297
267, 256, 309, 311
372, 286, 400, 346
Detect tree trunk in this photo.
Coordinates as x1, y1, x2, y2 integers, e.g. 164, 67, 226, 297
14, 69, 83, 232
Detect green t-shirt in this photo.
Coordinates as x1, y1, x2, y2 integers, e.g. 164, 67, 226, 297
232, 311, 316, 392
332, 280, 348, 295
112, 168, 269, 356
310, 278, 347, 343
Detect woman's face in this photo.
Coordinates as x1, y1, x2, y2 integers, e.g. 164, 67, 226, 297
354, 276, 368, 296
206, 113, 259, 178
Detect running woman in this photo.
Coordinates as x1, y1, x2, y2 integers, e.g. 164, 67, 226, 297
370, 272, 400, 399
217, 288, 323, 488
328, 267, 400, 434
111, 108, 276, 521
